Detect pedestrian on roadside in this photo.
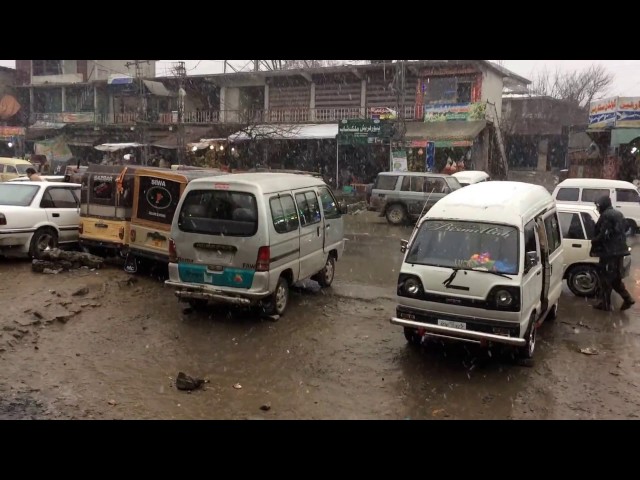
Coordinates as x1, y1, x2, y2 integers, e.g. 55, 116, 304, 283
590, 194, 635, 311
26, 167, 43, 181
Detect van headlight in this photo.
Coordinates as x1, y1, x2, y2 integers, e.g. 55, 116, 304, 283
488, 286, 520, 311
495, 289, 513, 307
398, 274, 424, 298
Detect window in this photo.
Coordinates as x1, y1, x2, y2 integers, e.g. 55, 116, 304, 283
401, 176, 411, 191
556, 188, 579, 201
135, 176, 182, 225
544, 213, 562, 253
457, 82, 472, 103
524, 220, 537, 274
318, 187, 340, 219
5, 165, 17, 174
558, 212, 585, 240
295, 191, 322, 227
581, 212, 596, 239
374, 175, 398, 191
93, 180, 113, 200
32, 60, 62, 76
581, 188, 609, 203
424, 77, 457, 104
270, 195, 299, 233
401, 176, 426, 193
41, 188, 78, 208
178, 190, 258, 237
405, 220, 519, 275
15, 164, 31, 175
616, 188, 640, 203
425, 178, 448, 194
0, 184, 39, 206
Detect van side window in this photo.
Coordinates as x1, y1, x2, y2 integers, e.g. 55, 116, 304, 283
5, 165, 17, 174
295, 191, 321, 226
524, 220, 538, 274
616, 188, 640, 203
581, 212, 596, 239
270, 195, 299, 234
544, 213, 562, 253
581, 188, 609, 202
318, 187, 340, 219
558, 212, 585, 240
556, 188, 579, 201
426, 178, 448, 194
401, 176, 411, 191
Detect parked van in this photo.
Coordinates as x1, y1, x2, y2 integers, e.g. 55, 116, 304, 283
165, 173, 346, 316
0, 158, 34, 182
79, 165, 161, 255
128, 168, 226, 264
452, 170, 490, 187
390, 181, 564, 359
552, 178, 640, 235
556, 203, 631, 297
369, 172, 462, 224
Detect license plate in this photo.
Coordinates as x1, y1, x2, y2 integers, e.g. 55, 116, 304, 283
152, 239, 164, 248
438, 319, 466, 330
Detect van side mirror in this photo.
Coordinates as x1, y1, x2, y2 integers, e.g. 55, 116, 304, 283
526, 251, 539, 269
400, 239, 408, 253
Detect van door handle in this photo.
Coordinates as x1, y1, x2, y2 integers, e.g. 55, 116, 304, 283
326, 223, 331, 230
52, 213, 60, 218
572, 244, 582, 248
536, 271, 541, 276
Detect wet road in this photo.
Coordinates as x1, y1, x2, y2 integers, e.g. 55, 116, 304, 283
1, 212, 640, 419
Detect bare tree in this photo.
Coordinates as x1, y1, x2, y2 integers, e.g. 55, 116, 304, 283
529, 64, 614, 107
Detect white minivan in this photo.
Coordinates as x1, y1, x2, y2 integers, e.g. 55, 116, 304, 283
390, 181, 564, 359
552, 178, 640, 235
165, 173, 346, 316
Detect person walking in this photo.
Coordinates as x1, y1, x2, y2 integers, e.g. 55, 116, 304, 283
591, 194, 635, 311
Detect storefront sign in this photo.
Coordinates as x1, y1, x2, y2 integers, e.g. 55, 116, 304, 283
424, 102, 486, 122
338, 119, 392, 145
391, 149, 408, 172
370, 107, 397, 120
588, 97, 617, 128
616, 97, 640, 128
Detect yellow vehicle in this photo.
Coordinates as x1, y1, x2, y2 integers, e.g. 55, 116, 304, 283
79, 165, 162, 256
128, 168, 226, 264
0, 157, 35, 182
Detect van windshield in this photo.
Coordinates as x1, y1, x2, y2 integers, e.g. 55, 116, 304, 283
178, 190, 258, 237
406, 220, 519, 275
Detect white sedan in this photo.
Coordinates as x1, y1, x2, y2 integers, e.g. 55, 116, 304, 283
557, 203, 631, 297
0, 181, 81, 258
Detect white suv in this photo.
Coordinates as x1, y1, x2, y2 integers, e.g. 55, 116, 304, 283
556, 204, 631, 297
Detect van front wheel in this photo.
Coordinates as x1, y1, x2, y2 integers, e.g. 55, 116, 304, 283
518, 315, 537, 359
386, 204, 407, 225
263, 276, 289, 316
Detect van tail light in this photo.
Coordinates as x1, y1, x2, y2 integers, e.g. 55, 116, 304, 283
168, 238, 177, 263
0, 213, 6, 226
256, 246, 270, 272
118, 226, 125, 240
130, 228, 136, 242
78, 222, 83, 234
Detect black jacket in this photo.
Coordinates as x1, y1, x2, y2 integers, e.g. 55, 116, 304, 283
591, 195, 630, 258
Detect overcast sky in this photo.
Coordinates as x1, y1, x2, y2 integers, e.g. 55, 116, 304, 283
2, 60, 639, 97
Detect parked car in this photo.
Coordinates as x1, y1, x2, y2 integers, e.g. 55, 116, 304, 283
452, 170, 490, 187
0, 181, 81, 258
556, 203, 631, 297
9, 175, 67, 182
552, 178, 640, 235
165, 173, 346, 316
369, 172, 462, 225
0, 157, 35, 182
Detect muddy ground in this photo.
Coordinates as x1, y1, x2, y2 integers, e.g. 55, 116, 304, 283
1, 212, 640, 420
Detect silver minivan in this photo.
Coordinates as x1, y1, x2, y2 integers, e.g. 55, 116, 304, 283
165, 173, 346, 316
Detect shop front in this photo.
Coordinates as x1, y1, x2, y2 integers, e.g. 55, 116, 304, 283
0, 126, 26, 158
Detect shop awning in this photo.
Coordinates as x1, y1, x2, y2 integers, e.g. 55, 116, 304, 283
29, 121, 66, 130
228, 123, 339, 142
404, 120, 487, 146
611, 128, 640, 147
152, 126, 216, 149
143, 80, 172, 97
95, 142, 146, 152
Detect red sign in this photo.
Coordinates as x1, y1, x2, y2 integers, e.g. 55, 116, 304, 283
0, 126, 26, 136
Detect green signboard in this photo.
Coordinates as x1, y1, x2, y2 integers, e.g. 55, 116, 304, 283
338, 119, 393, 145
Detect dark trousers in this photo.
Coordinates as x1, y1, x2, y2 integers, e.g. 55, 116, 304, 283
598, 256, 633, 308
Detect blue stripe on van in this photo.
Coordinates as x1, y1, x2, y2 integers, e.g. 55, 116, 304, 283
178, 263, 255, 289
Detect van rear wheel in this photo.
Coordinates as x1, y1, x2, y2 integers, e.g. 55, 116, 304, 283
262, 276, 289, 316
316, 256, 335, 288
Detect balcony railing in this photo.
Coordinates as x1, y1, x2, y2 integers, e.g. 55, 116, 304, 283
30, 105, 445, 127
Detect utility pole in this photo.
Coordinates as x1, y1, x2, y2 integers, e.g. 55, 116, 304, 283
125, 60, 150, 165
173, 61, 187, 165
